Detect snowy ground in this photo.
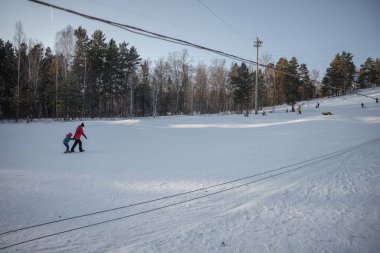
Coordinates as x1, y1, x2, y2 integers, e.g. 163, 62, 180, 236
1, 88, 380, 253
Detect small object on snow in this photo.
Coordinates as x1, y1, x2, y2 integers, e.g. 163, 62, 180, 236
220, 241, 230, 247
220, 241, 229, 247
321, 112, 333, 115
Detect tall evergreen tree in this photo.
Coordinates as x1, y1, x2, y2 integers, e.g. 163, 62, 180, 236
285, 57, 300, 111
322, 51, 356, 96
375, 58, 380, 86
73, 26, 90, 118
229, 63, 252, 114
274, 58, 288, 106
88, 30, 106, 117
135, 60, 152, 116
298, 63, 314, 100
38, 47, 55, 118
117, 43, 140, 117
357, 57, 376, 88
0, 40, 16, 119
103, 39, 119, 117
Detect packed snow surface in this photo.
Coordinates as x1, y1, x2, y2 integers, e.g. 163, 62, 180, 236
1, 88, 380, 253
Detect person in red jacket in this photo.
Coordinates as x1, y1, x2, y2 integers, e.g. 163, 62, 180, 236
70, 122, 87, 152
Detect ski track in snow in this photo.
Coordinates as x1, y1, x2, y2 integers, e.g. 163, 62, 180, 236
0, 89, 380, 252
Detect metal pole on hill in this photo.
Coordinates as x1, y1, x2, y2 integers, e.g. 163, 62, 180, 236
254, 37, 263, 114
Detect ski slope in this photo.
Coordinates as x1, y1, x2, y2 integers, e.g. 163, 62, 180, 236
1, 88, 380, 253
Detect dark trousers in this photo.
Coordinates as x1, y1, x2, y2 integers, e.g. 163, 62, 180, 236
71, 139, 83, 152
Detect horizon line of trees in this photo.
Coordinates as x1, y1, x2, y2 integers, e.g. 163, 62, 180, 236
1, 23, 380, 121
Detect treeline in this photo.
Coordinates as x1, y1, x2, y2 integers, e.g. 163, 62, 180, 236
1, 23, 379, 120
322, 52, 380, 96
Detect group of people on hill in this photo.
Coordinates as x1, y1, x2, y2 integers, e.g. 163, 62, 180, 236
285, 104, 304, 114
361, 97, 378, 108
63, 123, 87, 153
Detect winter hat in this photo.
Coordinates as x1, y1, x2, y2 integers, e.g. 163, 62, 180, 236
81, 123, 85, 127
68, 132, 73, 136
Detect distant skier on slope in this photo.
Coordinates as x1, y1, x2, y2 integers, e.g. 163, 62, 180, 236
71, 123, 87, 152
297, 104, 302, 115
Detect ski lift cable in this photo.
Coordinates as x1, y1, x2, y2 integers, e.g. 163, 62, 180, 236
28, 0, 323, 85
1, 137, 379, 237
1, 137, 379, 250
30, 0, 358, 96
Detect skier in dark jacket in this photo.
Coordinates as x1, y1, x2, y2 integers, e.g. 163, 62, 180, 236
71, 123, 87, 152
63, 132, 74, 153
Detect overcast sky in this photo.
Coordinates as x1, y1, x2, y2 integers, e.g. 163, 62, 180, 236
0, 0, 379, 78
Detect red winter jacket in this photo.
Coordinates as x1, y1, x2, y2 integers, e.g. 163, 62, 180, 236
74, 125, 86, 140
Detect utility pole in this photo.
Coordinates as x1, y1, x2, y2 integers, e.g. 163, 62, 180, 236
254, 37, 263, 114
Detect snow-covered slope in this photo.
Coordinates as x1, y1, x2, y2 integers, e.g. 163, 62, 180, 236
1, 88, 380, 252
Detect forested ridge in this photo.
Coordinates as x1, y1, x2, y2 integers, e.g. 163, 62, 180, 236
1, 23, 379, 121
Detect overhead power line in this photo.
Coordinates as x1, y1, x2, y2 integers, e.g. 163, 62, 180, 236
27, 0, 323, 85
28, 0, 255, 64
197, 0, 250, 40
88, 0, 194, 31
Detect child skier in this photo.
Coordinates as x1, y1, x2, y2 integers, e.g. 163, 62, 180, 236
63, 132, 74, 153
297, 104, 302, 115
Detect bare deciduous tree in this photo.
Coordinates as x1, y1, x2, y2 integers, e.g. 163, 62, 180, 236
261, 52, 274, 108
209, 58, 227, 113
27, 40, 44, 118
13, 21, 25, 121
55, 25, 74, 79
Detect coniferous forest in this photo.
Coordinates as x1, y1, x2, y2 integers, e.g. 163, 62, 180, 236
1, 23, 380, 121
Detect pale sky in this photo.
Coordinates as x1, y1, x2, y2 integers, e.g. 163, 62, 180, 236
0, 0, 379, 77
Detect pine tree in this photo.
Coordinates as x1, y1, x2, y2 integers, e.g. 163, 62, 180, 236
103, 39, 119, 117
117, 43, 141, 117
38, 47, 55, 118
358, 58, 376, 88
274, 58, 288, 106
375, 58, 380, 86
322, 51, 356, 96
88, 30, 107, 117
73, 26, 90, 118
286, 57, 300, 111
298, 63, 314, 100
229, 63, 252, 114
135, 60, 152, 117
0, 40, 16, 119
